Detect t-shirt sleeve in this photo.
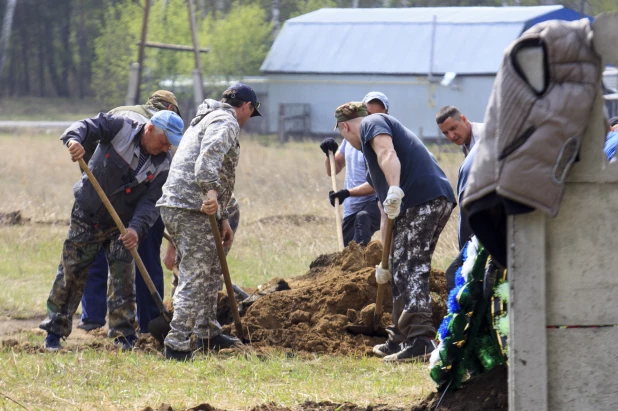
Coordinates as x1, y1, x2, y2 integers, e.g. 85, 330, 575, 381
339, 139, 347, 156
360, 115, 393, 147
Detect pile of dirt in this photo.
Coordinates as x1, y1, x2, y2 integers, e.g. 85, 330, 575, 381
412, 365, 508, 411
221, 241, 448, 356
141, 401, 407, 411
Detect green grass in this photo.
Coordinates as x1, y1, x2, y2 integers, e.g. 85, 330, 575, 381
0, 347, 434, 410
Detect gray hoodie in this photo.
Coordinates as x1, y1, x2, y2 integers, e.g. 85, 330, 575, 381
157, 99, 240, 219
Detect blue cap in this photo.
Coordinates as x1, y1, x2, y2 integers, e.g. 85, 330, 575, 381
223, 82, 262, 117
150, 110, 184, 146
362, 91, 390, 112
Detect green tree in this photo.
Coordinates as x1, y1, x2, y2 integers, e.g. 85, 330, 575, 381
294, 0, 337, 16
90, 0, 141, 107
201, 3, 273, 79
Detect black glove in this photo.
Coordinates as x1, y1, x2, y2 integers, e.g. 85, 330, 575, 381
319, 138, 339, 156
329, 189, 350, 207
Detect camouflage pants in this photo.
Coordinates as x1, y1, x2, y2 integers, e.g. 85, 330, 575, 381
387, 196, 454, 342
39, 204, 137, 338
161, 207, 223, 352
170, 202, 240, 296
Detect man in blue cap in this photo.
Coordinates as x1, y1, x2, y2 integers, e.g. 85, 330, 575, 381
40, 110, 184, 351
157, 83, 260, 360
78, 90, 182, 335
319, 91, 389, 247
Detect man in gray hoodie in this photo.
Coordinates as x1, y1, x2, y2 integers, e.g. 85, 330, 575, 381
156, 83, 261, 361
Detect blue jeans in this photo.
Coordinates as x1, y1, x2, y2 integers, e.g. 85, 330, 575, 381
81, 217, 165, 333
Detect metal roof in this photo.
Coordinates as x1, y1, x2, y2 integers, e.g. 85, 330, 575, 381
260, 6, 586, 75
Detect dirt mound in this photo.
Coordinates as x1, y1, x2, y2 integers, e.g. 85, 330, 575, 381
141, 402, 404, 411
412, 365, 507, 411
225, 241, 448, 355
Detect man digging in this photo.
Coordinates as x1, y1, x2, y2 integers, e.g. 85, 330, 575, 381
157, 83, 261, 361
319, 91, 390, 247
79, 90, 182, 335
334, 102, 455, 361
40, 110, 184, 351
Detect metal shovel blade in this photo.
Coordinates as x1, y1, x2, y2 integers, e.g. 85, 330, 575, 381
148, 314, 171, 344
345, 324, 388, 338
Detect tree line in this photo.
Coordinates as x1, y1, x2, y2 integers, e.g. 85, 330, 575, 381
0, 0, 614, 107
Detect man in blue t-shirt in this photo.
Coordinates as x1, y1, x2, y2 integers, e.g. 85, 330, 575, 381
319, 92, 391, 246
334, 102, 456, 362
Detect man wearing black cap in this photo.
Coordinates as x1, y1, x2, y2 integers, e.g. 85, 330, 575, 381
157, 83, 261, 361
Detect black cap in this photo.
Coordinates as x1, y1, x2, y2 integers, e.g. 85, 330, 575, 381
223, 83, 262, 117
610, 116, 618, 127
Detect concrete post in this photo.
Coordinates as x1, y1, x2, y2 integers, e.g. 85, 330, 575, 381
126, 63, 140, 106
508, 13, 618, 411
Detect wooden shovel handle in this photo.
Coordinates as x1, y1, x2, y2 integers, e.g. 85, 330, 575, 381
77, 158, 171, 322
374, 217, 395, 326
328, 151, 345, 251
207, 213, 243, 338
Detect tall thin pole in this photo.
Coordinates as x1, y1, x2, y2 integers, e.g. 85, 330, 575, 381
0, 0, 17, 82
135, 0, 151, 104
187, 0, 204, 108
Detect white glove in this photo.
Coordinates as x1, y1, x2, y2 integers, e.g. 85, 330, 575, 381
383, 186, 405, 219
375, 265, 392, 284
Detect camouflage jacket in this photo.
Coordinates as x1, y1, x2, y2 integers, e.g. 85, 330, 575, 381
157, 99, 240, 219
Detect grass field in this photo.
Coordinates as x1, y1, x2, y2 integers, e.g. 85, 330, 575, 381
0, 127, 462, 410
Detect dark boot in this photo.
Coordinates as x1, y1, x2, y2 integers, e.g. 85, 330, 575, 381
196, 333, 242, 352
164, 346, 192, 361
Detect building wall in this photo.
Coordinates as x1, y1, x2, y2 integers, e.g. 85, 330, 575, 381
246, 74, 496, 138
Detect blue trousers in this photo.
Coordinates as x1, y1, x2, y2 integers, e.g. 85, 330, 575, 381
81, 217, 165, 333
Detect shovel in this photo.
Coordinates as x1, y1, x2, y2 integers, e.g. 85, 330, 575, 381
207, 213, 244, 340
346, 217, 394, 337
328, 151, 345, 251
76, 159, 172, 340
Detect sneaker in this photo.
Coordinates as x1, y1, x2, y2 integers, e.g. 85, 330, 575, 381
113, 335, 137, 351
77, 321, 104, 332
164, 346, 192, 361
196, 333, 243, 352
44, 332, 62, 351
383, 336, 437, 362
372, 339, 401, 357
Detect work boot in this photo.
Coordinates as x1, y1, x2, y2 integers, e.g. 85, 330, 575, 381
44, 332, 63, 351
372, 339, 401, 357
196, 333, 243, 352
164, 346, 192, 361
383, 336, 437, 362
113, 335, 137, 351
77, 321, 103, 332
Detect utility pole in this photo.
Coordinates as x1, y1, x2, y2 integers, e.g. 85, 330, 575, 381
187, 0, 204, 109
134, 0, 151, 104
272, 0, 280, 36
0, 0, 17, 83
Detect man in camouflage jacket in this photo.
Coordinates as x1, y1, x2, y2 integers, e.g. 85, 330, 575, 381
157, 83, 261, 361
